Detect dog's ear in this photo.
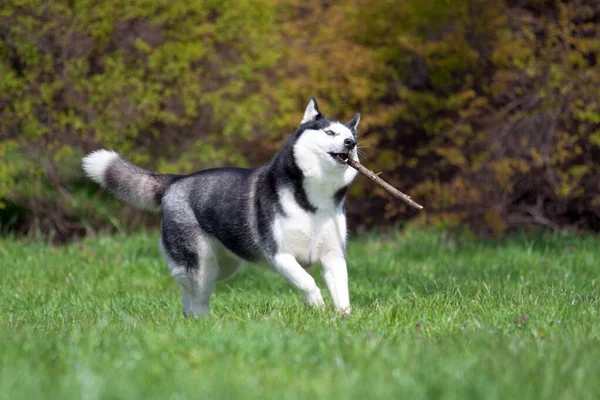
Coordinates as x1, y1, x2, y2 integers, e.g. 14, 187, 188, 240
301, 97, 322, 124
346, 113, 360, 133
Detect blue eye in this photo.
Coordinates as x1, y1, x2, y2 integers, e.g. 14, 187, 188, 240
325, 130, 334, 136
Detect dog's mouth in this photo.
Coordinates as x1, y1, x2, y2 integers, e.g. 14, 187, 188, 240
328, 152, 350, 164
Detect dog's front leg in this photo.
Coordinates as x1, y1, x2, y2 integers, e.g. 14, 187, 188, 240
272, 253, 325, 307
320, 252, 351, 315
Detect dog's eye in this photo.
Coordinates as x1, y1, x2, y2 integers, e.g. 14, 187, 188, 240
325, 130, 334, 136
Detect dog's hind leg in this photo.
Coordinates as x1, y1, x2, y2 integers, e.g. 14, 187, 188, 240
159, 230, 219, 318
180, 254, 219, 318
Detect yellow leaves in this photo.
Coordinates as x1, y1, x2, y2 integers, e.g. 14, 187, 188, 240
435, 147, 467, 168
570, 165, 590, 179
134, 38, 152, 54
574, 107, 600, 125
574, 37, 600, 55
377, 149, 400, 169
529, 148, 545, 167
411, 177, 480, 211
52, 146, 74, 163
424, 38, 480, 91
483, 208, 507, 238
0, 141, 19, 201
397, 34, 422, 54
0, 0, 598, 235
589, 131, 600, 147
555, 164, 591, 199
492, 159, 530, 191
447, 90, 476, 110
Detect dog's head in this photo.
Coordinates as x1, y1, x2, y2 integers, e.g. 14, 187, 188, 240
293, 97, 360, 176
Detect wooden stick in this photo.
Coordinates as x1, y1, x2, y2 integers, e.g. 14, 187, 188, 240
346, 158, 424, 210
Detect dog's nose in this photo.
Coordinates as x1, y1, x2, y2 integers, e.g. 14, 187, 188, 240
344, 138, 356, 150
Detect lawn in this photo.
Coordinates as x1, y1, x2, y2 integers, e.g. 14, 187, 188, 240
0, 229, 599, 399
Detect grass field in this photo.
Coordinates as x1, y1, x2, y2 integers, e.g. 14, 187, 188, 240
1, 229, 599, 399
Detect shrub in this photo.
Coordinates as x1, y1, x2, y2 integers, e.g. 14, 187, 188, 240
1, 0, 598, 240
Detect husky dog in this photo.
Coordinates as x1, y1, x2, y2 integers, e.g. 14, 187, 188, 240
82, 97, 360, 317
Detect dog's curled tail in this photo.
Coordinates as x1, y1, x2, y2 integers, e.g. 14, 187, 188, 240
82, 149, 178, 210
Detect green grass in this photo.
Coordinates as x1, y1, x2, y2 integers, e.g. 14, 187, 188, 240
1, 229, 599, 400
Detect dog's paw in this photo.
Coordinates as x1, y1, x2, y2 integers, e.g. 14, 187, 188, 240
183, 303, 210, 318
303, 288, 325, 308
338, 306, 351, 318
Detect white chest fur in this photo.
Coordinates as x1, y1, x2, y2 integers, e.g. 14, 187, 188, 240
272, 187, 347, 267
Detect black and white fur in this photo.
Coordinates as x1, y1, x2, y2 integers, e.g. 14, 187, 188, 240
82, 97, 360, 317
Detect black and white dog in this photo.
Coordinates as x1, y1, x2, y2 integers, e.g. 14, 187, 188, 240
83, 98, 360, 317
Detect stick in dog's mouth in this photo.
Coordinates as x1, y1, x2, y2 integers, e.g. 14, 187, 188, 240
329, 152, 350, 163
346, 158, 424, 210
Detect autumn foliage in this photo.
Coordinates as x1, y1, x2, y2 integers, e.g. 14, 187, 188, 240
1, 0, 599, 240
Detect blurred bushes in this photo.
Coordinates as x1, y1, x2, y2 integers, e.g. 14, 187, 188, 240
0, 0, 598, 241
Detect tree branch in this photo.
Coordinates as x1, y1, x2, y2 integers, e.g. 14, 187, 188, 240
346, 158, 423, 210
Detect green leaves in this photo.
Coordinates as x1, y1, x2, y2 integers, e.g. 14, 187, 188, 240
1, 0, 599, 237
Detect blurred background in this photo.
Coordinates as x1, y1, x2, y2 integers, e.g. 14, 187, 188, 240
0, 0, 598, 243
